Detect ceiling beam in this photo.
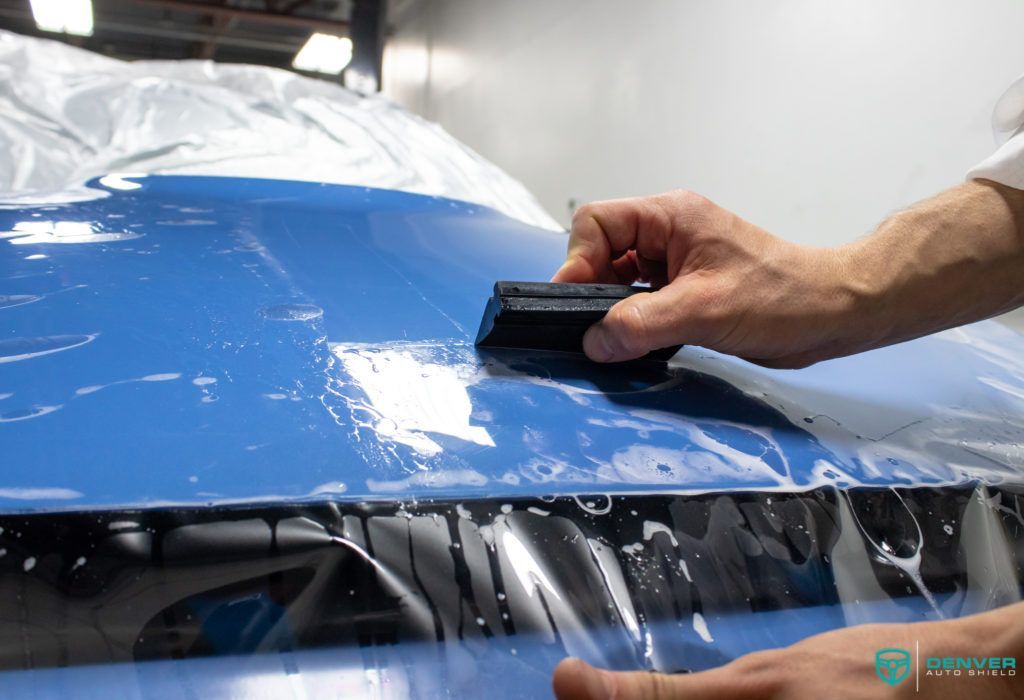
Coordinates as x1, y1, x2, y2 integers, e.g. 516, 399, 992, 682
0, 7, 304, 54
194, 13, 235, 59
128, 0, 350, 34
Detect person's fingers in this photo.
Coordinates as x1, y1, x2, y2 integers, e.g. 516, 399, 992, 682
635, 252, 668, 288
553, 658, 730, 700
552, 658, 613, 700
551, 251, 613, 283
552, 197, 673, 284
611, 250, 640, 285
582, 282, 694, 362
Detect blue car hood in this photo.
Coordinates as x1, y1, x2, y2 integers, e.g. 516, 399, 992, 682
2, 176, 1024, 699
2, 175, 1023, 511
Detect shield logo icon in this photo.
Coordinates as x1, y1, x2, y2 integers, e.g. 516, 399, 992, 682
875, 648, 911, 686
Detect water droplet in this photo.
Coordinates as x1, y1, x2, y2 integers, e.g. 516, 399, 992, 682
574, 494, 612, 515
23, 557, 36, 572
0, 294, 41, 310
0, 405, 61, 423
141, 373, 181, 382
0, 334, 96, 363
258, 304, 323, 321
156, 219, 216, 226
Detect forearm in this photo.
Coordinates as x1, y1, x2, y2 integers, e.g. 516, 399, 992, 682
963, 600, 1024, 666
841, 180, 1024, 350
553, 182, 1024, 367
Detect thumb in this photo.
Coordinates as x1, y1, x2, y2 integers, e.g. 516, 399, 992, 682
553, 658, 710, 700
582, 285, 690, 363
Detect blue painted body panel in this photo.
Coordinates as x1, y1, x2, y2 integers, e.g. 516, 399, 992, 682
2, 175, 1024, 512
3, 176, 1024, 699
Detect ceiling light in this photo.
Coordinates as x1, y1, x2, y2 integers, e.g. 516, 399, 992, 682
292, 33, 353, 75
29, 0, 94, 36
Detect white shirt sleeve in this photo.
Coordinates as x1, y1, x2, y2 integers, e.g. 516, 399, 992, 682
967, 73, 1024, 189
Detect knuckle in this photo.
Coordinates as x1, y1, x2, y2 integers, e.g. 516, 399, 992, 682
665, 189, 713, 214
570, 202, 600, 227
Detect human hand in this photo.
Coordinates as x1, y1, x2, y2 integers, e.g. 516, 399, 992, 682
552, 603, 1024, 699
551, 190, 865, 367
552, 182, 1024, 367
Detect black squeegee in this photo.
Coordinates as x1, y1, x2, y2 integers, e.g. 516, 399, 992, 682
474, 281, 681, 360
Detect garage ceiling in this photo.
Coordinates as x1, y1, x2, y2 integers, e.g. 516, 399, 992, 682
0, 0, 382, 84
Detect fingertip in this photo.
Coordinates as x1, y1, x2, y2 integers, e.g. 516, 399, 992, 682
551, 258, 587, 283
550, 261, 572, 283
552, 658, 612, 700
582, 324, 614, 362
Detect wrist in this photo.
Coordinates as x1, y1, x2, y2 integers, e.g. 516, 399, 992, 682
835, 181, 1024, 353
807, 241, 895, 357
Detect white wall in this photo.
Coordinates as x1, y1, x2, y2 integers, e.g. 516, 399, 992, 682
383, 0, 1024, 251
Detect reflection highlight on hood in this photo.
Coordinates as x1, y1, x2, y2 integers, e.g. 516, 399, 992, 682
1, 220, 141, 245
322, 336, 1024, 496
330, 343, 495, 459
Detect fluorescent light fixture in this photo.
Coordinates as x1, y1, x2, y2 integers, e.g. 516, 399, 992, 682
292, 33, 353, 75
29, 0, 94, 36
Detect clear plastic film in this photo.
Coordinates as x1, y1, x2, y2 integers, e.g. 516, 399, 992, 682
0, 486, 1021, 698
2, 128, 1024, 695
0, 30, 560, 230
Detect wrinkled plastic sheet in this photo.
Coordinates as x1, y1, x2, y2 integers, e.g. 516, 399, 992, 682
0, 486, 1021, 699
0, 30, 559, 231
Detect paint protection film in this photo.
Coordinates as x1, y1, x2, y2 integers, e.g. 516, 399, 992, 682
3, 176, 1024, 697
0, 486, 1022, 698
